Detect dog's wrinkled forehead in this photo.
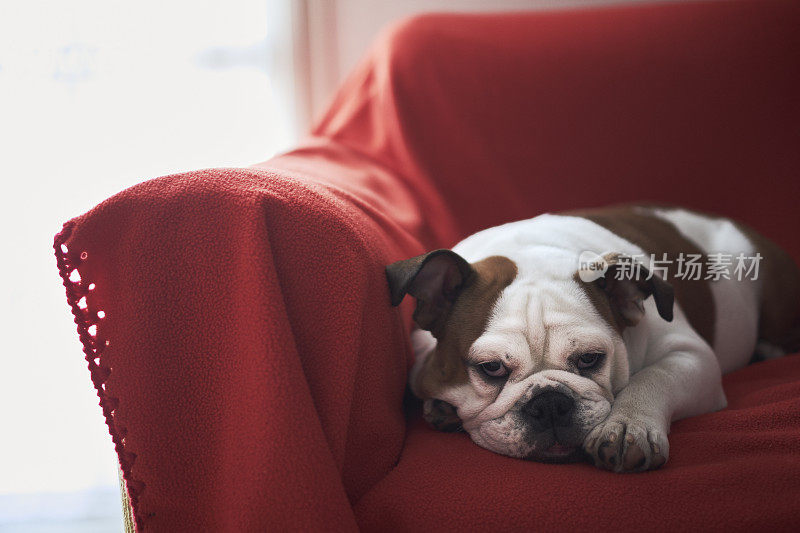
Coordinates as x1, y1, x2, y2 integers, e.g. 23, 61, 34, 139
471, 278, 615, 366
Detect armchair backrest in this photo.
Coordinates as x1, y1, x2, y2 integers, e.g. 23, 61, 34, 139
315, 0, 800, 260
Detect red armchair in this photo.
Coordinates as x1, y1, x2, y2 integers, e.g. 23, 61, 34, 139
56, 0, 800, 530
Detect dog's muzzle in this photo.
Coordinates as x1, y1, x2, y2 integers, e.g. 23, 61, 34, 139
521, 389, 575, 431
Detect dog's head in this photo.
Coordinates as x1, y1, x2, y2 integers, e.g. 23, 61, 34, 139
387, 249, 673, 462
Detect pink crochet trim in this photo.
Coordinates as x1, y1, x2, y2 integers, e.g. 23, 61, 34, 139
54, 222, 146, 531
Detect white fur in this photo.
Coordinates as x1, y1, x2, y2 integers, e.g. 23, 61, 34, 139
647, 207, 760, 373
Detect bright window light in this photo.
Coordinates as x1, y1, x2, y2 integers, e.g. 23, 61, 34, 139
0, 1, 295, 529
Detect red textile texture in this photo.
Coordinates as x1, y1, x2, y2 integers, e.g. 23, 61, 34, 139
55, 1, 800, 530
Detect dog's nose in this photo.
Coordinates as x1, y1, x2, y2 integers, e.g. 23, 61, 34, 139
522, 390, 575, 431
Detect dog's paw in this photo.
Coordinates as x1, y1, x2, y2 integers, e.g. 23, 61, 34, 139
584, 414, 669, 473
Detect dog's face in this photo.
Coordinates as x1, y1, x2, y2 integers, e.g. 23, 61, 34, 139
387, 249, 673, 462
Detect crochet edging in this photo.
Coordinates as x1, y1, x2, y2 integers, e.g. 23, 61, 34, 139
54, 221, 146, 531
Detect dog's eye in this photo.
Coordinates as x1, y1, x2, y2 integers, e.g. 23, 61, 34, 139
576, 352, 605, 370
478, 361, 508, 378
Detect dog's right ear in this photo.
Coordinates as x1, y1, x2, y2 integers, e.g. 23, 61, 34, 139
386, 249, 475, 333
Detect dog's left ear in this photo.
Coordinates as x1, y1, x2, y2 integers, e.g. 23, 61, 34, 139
596, 253, 674, 326
385, 249, 475, 333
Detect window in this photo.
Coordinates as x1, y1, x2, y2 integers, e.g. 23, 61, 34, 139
0, 1, 295, 529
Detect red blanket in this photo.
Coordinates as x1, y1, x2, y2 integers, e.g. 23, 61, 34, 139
55, 1, 800, 530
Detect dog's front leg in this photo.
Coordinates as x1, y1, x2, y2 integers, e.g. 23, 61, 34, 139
584, 346, 727, 472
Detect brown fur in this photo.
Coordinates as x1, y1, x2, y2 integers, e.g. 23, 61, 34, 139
577, 274, 626, 335
734, 221, 800, 353
566, 206, 716, 346
415, 256, 517, 398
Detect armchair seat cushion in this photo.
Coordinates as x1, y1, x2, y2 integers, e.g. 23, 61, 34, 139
355, 355, 800, 531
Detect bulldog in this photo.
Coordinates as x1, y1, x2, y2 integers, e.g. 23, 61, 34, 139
386, 205, 800, 472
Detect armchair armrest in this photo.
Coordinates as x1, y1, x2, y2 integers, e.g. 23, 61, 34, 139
55, 161, 431, 530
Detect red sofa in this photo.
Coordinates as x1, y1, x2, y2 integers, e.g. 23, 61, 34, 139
55, 1, 800, 530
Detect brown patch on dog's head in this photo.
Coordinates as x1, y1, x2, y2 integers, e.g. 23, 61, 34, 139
386, 251, 517, 397
575, 253, 674, 334
576, 272, 625, 335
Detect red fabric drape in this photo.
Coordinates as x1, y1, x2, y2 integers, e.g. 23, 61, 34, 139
56, 1, 800, 530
